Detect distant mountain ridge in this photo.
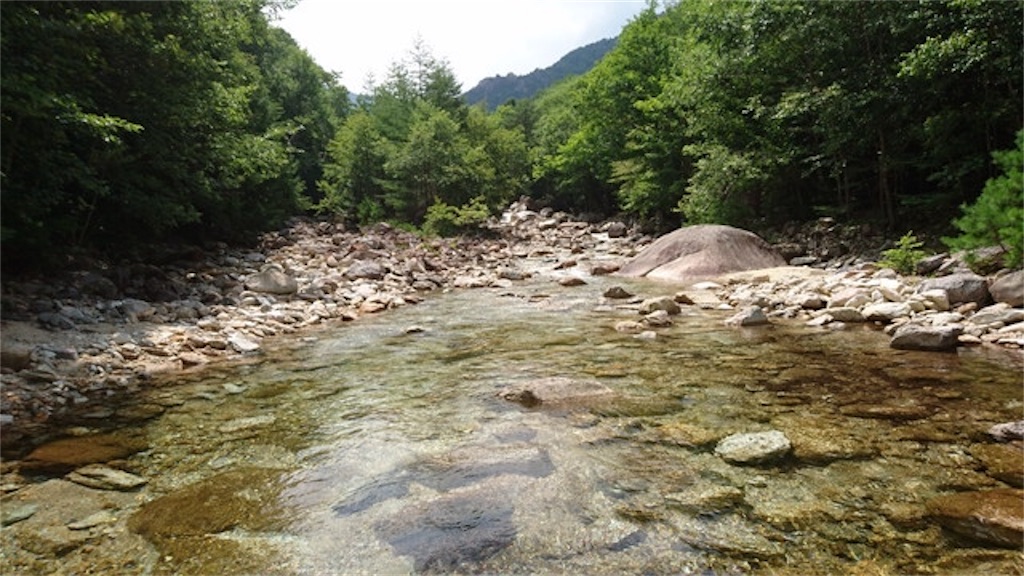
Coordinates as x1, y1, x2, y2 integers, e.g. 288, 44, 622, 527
463, 37, 617, 110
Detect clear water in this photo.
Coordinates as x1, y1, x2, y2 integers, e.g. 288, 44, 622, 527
25, 276, 1024, 574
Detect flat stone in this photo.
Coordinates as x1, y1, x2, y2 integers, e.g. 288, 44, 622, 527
1, 502, 38, 526
926, 488, 1024, 548
715, 431, 792, 465
839, 403, 934, 421
67, 464, 147, 491
66, 510, 118, 530
22, 433, 148, 474
970, 443, 1024, 487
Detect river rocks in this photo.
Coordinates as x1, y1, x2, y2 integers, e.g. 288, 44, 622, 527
22, 433, 148, 473
725, 306, 769, 327
926, 488, 1024, 548
497, 376, 615, 407
890, 324, 962, 352
714, 431, 792, 465
375, 483, 517, 572
970, 443, 1024, 487
988, 420, 1024, 442
245, 265, 298, 295
66, 464, 147, 491
638, 296, 680, 315
227, 333, 261, 354
345, 259, 387, 280
603, 286, 634, 299
918, 273, 991, 307
617, 225, 786, 282
989, 270, 1024, 307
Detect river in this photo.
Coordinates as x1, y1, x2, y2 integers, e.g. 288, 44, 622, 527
3, 272, 1022, 575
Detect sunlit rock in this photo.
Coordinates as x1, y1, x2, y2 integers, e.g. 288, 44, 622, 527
715, 431, 792, 465
617, 225, 785, 283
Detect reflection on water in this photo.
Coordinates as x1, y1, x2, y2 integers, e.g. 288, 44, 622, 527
42, 277, 1024, 573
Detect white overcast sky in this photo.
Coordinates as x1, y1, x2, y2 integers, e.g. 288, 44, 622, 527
274, 0, 648, 92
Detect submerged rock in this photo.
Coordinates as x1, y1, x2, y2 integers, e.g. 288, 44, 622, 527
715, 431, 792, 465
497, 376, 615, 407
926, 488, 1024, 548
67, 464, 147, 491
376, 484, 517, 572
970, 443, 1024, 488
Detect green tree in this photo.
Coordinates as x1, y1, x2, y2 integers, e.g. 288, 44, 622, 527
944, 131, 1024, 269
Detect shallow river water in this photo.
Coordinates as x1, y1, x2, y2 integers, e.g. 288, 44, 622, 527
6, 274, 1024, 575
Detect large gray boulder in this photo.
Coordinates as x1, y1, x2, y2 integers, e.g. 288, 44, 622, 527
918, 273, 990, 307
617, 225, 785, 283
989, 270, 1024, 307
245, 265, 298, 295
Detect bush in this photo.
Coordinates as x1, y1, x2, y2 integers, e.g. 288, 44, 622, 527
422, 197, 491, 237
944, 130, 1024, 269
879, 231, 927, 275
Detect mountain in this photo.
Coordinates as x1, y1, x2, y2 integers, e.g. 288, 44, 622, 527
463, 37, 617, 111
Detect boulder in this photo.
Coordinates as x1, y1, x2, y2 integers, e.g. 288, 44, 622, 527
638, 296, 680, 315
725, 306, 769, 327
968, 303, 1024, 327
603, 286, 634, 299
926, 488, 1024, 548
989, 270, 1024, 307
918, 273, 990, 306
862, 302, 912, 322
890, 324, 962, 352
617, 225, 785, 283
345, 260, 387, 281
245, 265, 298, 295
714, 431, 792, 465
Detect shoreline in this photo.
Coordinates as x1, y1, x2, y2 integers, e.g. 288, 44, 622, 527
3, 209, 1022, 455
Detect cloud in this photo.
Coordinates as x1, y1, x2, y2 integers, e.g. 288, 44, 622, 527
275, 0, 646, 91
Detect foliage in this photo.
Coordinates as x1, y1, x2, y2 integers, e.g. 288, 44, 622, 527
318, 43, 529, 228
879, 232, 927, 275
423, 197, 491, 237
0, 0, 346, 269
944, 131, 1024, 269
521, 0, 1021, 230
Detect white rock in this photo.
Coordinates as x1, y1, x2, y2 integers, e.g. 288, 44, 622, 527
715, 431, 792, 465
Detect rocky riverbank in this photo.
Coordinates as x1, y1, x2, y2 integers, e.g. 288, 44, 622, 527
2, 200, 1022, 454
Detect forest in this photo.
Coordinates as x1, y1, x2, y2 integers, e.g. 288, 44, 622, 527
2, 0, 1021, 272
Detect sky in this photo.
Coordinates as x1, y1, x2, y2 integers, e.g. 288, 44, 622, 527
274, 0, 648, 92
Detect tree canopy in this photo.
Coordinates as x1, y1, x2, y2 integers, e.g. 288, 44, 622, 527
3, 0, 1020, 270
1, 0, 346, 269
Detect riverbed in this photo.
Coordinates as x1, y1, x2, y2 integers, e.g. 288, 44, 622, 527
2, 272, 1022, 575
